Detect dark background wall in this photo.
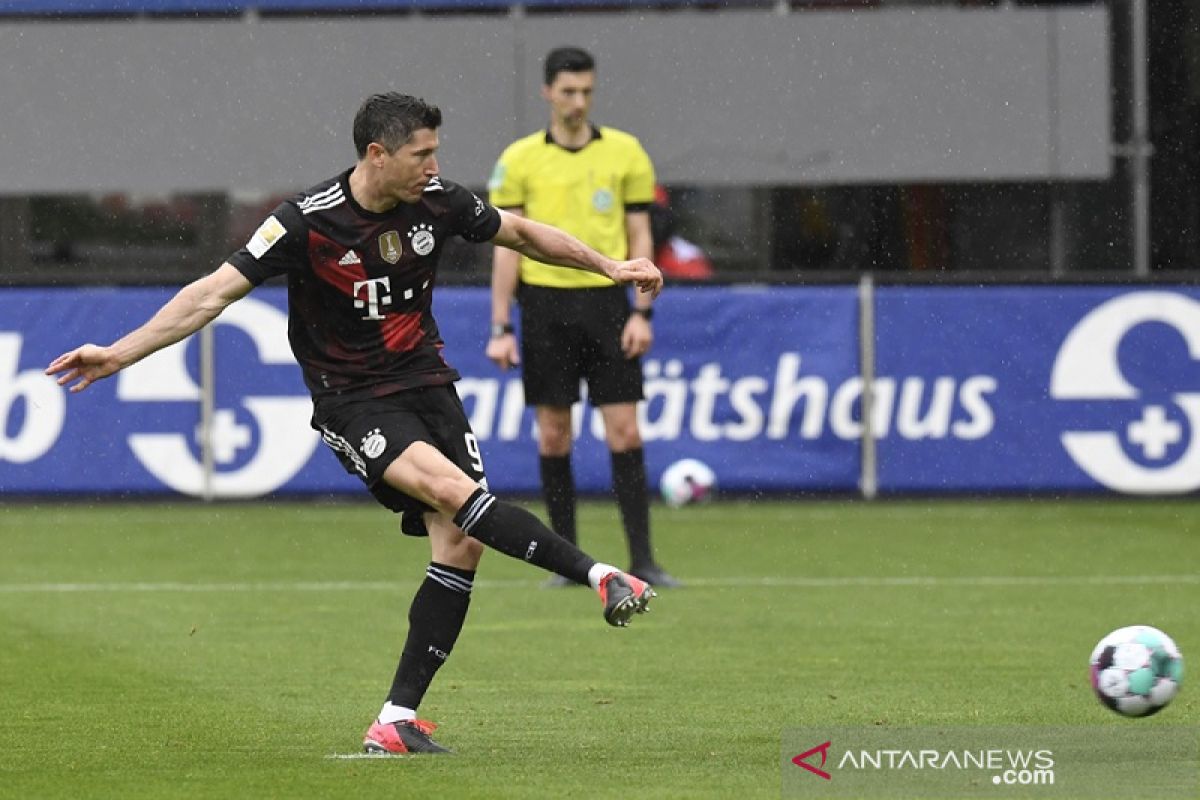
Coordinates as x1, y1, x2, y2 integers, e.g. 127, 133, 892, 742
4, 2, 1200, 279
0, 7, 1108, 193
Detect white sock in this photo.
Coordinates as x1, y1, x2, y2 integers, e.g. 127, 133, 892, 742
588, 562, 621, 591
378, 701, 417, 724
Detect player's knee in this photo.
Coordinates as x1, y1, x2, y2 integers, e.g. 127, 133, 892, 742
435, 534, 484, 569
606, 422, 643, 450
538, 425, 573, 455
461, 536, 485, 563
536, 410, 572, 450
538, 438, 571, 457
425, 473, 479, 514
600, 405, 642, 450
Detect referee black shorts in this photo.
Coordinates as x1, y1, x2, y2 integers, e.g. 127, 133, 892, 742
517, 283, 645, 407
310, 384, 487, 534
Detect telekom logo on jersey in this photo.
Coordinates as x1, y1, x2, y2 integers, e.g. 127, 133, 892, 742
354, 277, 393, 320
353, 276, 431, 320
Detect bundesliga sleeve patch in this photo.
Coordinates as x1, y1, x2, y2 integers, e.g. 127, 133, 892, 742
487, 162, 506, 193
246, 215, 287, 259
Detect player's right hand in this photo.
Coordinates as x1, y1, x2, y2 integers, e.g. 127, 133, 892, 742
610, 258, 663, 298
45, 344, 122, 393
485, 333, 520, 371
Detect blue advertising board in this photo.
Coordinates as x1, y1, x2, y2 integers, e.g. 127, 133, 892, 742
4, 284, 1200, 498
874, 285, 1200, 495
0, 287, 351, 495
0, 285, 860, 497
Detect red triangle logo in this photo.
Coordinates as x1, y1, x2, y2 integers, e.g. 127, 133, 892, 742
792, 741, 832, 780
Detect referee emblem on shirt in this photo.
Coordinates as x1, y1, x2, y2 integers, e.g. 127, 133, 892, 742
591, 188, 614, 212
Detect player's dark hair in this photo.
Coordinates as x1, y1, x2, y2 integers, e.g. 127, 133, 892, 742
543, 47, 595, 86
353, 92, 443, 158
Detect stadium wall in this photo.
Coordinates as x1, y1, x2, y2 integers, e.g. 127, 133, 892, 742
0, 6, 1109, 192
4, 283, 1199, 499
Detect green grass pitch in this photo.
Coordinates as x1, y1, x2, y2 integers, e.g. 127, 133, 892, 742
1, 499, 1197, 799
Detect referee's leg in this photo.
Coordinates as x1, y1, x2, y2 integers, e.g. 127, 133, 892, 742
599, 404, 653, 566
599, 402, 681, 588
535, 404, 578, 548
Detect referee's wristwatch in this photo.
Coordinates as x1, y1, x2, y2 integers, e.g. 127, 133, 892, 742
490, 322, 515, 338
631, 307, 655, 321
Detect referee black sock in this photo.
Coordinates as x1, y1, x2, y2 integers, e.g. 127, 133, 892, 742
454, 489, 593, 585
539, 454, 578, 545
612, 448, 654, 568
387, 562, 474, 711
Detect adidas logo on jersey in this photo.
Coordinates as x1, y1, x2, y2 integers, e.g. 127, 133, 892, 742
339, 250, 362, 266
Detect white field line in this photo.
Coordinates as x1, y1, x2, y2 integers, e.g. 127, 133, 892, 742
324, 753, 406, 760
0, 574, 1197, 593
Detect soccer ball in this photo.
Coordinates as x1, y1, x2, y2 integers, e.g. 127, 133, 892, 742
659, 458, 716, 507
1089, 625, 1184, 717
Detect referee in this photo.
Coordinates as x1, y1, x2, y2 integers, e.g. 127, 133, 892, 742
486, 47, 679, 589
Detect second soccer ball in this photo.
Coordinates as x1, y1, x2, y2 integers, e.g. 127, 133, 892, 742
659, 458, 716, 508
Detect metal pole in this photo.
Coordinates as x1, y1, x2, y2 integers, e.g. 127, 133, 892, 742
1130, 0, 1152, 277
1049, 190, 1067, 278
1046, 14, 1066, 278
194, 191, 228, 503
510, 3, 526, 139
858, 274, 877, 500
199, 324, 215, 502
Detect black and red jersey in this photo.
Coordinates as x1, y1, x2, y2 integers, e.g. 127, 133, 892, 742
228, 170, 501, 400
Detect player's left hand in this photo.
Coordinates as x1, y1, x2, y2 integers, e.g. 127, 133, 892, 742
621, 313, 653, 359
609, 258, 663, 298
45, 343, 122, 393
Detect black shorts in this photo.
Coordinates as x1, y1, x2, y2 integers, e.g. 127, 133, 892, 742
517, 283, 645, 407
311, 384, 487, 530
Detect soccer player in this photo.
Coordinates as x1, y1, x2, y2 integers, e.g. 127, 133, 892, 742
485, 47, 680, 589
45, 92, 660, 756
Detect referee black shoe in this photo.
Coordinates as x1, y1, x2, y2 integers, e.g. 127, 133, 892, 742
363, 718, 453, 755
599, 571, 656, 627
629, 563, 683, 589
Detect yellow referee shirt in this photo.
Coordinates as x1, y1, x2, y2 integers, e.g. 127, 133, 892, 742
487, 125, 656, 288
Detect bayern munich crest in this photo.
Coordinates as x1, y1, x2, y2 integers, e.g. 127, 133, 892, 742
360, 428, 387, 459
408, 223, 436, 256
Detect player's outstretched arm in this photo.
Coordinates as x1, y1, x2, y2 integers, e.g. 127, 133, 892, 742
492, 210, 663, 298
46, 263, 253, 393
